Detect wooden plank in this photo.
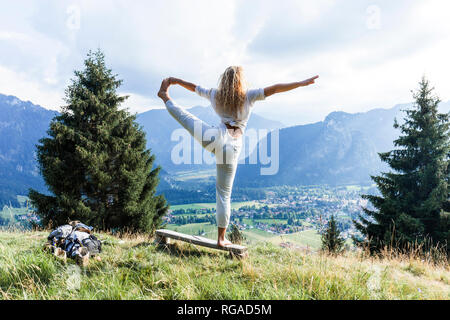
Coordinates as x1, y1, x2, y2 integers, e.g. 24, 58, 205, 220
156, 229, 247, 255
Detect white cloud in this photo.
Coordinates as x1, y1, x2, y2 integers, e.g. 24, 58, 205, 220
0, 0, 449, 126
120, 92, 161, 114
0, 65, 62, 109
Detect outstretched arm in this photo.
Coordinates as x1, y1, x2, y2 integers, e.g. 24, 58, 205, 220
168, 77, 197, 92
264, 75, 319, 97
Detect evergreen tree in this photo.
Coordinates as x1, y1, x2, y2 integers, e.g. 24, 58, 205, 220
321, 215, 345, 254
29, 50, 168, 233
354, 77, 450, 253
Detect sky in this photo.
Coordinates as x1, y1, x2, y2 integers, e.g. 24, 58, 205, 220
0, 0, 449, 126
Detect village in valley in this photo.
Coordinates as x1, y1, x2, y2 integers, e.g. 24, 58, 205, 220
163, 185, 373, 247
2, 185, 372, 250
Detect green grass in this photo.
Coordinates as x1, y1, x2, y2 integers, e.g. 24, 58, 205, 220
172, 169, 216, 181
166, 222, 322, 250
166, 223, 217, 238
0, 195, 31, 225
268, 229, 323, 248
242, 229, 322, 249
173, 213, 210, 218
170, 203, 217, 210
0, 231, 448, 300
242, 218, 285, 225
170, 201, 262, 211
242, 228, 278, 242
0, 206, 28, 222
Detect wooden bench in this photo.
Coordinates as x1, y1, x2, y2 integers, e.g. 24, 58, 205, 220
155, 229, 248, 259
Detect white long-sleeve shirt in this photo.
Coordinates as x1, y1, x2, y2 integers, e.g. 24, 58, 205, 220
195, 85, 266, 132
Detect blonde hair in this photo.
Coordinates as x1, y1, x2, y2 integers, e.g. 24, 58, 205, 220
215, 66, 247, 117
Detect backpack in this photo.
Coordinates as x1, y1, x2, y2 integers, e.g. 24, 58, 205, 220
48, 224, 73, 241
47, 222, 101, 257
48, 224, 73, 246
82, 234, 102, 255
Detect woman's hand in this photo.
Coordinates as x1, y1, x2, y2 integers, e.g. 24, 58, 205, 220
300, 75, 319, 86
157, 78, 171, 103
168, 77, 178, 85
264, 75, 319, 97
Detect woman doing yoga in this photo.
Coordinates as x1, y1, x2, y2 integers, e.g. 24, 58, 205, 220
158, 66, 318, 247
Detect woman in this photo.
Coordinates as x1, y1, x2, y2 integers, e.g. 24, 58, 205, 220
158, 66, 318, 247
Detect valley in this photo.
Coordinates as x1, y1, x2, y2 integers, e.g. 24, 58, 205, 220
164, 184, 372, 250
1, 93, 448, 250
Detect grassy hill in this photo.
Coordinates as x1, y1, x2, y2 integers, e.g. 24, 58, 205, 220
0, 231, 448, 300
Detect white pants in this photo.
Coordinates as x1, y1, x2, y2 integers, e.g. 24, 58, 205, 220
165, 100, 243, 228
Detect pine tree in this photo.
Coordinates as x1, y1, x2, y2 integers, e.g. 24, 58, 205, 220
29, 50, 168, 233
321, 215, 345, 254
354, 77, 450, 253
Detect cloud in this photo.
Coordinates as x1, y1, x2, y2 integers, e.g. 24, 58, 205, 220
0, 64, 63, 108
241, 0, 450, 125
0, 0, 449, 125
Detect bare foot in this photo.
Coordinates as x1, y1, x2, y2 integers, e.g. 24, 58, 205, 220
157, 78, 170, 102
217, 238, 232, 247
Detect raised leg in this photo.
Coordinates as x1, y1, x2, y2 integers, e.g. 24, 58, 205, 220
158, 79, 218, 151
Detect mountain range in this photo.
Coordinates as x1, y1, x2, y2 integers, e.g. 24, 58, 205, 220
1, 93, 448, 205
136, 105, 283, 172
0, 94, 57, 206
235, 101, 450, 187
0, 94, 282, 205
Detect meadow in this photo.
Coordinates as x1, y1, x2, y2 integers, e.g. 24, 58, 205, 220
167, 200, 324, 249
0, 230, 448, 300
